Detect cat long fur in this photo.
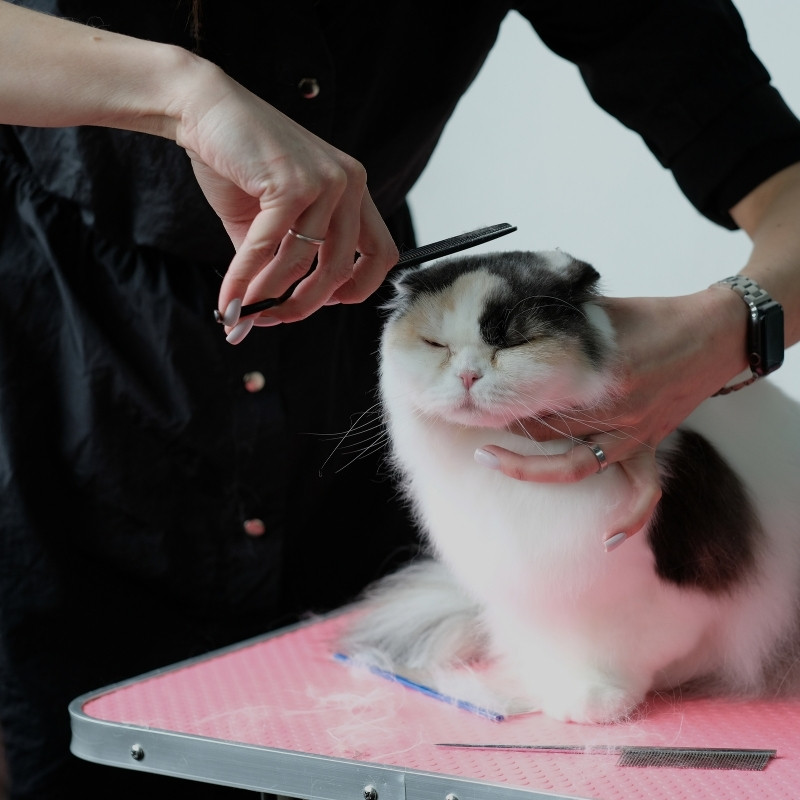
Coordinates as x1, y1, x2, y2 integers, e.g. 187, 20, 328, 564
340, 250, 800, 723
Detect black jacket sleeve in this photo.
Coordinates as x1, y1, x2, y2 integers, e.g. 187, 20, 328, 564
517, 0, 800, 228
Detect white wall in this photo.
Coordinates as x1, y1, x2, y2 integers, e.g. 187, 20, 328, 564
407, 0, 800, 399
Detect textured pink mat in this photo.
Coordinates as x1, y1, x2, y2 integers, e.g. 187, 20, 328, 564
82, 612, 800, 799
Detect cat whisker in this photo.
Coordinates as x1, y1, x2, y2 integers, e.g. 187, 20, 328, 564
771, 655, 800, 696
335, 432, 387, 459
318, 403, 389, 475
306, 403, 384, 442
322, 430, 391, 475
549, 413, 643, 444
514, 394, 655, 451
548, 408, 642, 438
509, 397, 600, 444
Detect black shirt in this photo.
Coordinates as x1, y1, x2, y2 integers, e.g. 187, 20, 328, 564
1, 1, 799, 797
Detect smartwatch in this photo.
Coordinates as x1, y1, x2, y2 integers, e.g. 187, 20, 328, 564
713, 275, 784, 395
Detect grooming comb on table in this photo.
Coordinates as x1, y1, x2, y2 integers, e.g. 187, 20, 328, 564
435, 742, 777, 771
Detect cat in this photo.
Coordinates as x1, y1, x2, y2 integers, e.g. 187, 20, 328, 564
338, 248, 800, 724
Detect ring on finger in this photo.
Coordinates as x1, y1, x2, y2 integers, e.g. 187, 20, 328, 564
288, 227, 326, 246
582, 441, 609, 474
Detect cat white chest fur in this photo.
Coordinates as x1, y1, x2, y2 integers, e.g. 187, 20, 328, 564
341, 250, 800, 724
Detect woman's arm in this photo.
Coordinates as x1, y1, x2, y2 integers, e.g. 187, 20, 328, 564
729, 161, 800, 348
0, 1, 196, 135
0, 1, 398, 337
477, 160, 800, 545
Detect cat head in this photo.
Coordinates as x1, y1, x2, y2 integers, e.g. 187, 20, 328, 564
385, 249, 603, 318
379, 249, 618, 428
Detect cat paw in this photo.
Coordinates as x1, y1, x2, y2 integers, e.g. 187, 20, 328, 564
542, 681, 643, 724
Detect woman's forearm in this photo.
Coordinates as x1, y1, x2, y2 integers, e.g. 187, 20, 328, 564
0, 0, 215, 140
730, 161, 800, 348
0, 1, 400, 329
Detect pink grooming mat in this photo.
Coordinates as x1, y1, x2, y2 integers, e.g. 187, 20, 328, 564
71, 611, 800, 799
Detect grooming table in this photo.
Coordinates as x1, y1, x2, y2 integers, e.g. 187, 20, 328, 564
70, 610, 800, 800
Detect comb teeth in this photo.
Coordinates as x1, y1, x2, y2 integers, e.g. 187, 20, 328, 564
616, 746, 776, 771
435, 742, 777, 771
396, 223, 517, 268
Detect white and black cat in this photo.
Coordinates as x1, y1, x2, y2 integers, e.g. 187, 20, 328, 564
339, 248, 800, 724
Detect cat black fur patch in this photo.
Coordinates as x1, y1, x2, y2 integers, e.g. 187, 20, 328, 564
649, 429, 760, 593
479, 252, 606, 364
395, 251, 608, 365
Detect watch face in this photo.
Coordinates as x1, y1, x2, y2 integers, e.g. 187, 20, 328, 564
752, 300, 784, 376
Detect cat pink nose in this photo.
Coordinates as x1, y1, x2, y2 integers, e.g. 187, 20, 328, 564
460, 370, 481, 389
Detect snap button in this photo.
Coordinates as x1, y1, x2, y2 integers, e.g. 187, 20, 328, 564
243, 371, 266, 393
298, 77, 320, 99
243, 518, 266, 537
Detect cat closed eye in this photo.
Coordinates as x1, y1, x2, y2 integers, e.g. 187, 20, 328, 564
422, 338, 447, 348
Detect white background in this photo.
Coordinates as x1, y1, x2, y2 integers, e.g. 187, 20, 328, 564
407, 0, 800, 399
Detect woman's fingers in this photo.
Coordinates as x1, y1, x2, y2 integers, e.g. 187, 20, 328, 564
325, 192, 400, 305
215, 175, 347, 329
220, 190, 398, 335
474, 437, 663, 549
181, 84, 398, 339
474, 438, 620, 483
610, 449, 663, 540
214, 188, 398, 337
261, 191, 398, 318
219, 211, 327, 311
221, 161, 356, 318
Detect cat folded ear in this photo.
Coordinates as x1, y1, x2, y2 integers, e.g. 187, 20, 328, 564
381, 266, 422, 315
565, 257, 603, 301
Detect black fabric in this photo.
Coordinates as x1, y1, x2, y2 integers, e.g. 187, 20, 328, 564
0, 151, 421, 798
1, 1, 800, 797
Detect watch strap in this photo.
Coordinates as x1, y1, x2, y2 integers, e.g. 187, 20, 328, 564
712, 275, 784, 396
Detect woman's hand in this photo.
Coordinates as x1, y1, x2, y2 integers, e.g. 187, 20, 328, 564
0, 3, 399, 345
176, 63, 398, 342
475, 287, 750, 544
477, 161, 800, 546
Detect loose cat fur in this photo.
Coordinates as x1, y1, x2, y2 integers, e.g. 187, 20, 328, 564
339, 248, 800, 724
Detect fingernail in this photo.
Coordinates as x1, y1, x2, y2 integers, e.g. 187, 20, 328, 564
226, 318, 254, 345
221, 298, 242, 327
324, 298, 341, 306
474, 448, 500, 470
603, 532, 628, 553
252, 316, 282, 327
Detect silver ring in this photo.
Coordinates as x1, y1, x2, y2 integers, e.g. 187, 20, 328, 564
583, 441, 608, 473
288, 227, 325, 246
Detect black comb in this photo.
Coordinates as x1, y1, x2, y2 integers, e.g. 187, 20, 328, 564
395, 222, 517, 267
225, 222, 517, 320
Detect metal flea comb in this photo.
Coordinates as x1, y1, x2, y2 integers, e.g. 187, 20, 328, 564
435, 743, 777, 771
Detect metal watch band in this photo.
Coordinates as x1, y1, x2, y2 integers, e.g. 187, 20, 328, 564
712, 275, 784, 396
717, 275, 772, 310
